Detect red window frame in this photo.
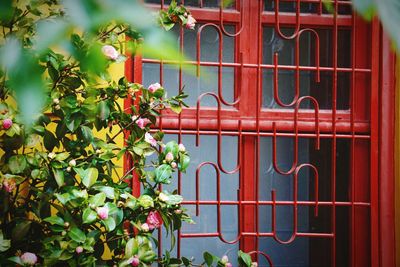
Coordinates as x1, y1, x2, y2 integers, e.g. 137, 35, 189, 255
124, 1, 396, 266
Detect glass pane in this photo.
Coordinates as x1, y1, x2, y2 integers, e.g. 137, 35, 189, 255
263, 0, 352, 15
258, 137, 351, 267
262, 26, 351, 109
160, 134, 240, 264
143, 24, 236, 107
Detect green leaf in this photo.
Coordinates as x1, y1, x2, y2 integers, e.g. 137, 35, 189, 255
0, 230, 11, 252
170, 103, 182, 114
97, 101, 110, 120
12, 221, 31, 241
82, 167, 98, 188
238, 251, 252, 267
155, 164, 172, 184
102, 217, 116, 232
93, 186, 115, 199
179, 154, 190, 172
8, 155, 27, 174
203, 252, 214, 266
89, 192, 106, 207
55, 152, 70, 161
165, 141, 179, 157
82, 208, 97, 224
80, 125, 93, 142
125, 238, 139, 258
44, 130, 59, 151
68, 227, 86, 243
53, 168, 65, 187
43, 215, 65, 226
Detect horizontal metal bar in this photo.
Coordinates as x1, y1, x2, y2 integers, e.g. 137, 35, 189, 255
182, 200, 370, 206
142, 58, 372, 73
263, 12, 353, 26
180, 232, 335, 238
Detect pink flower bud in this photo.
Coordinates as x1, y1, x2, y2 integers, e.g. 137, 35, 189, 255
141, 223, 150, 232
97, 206, 109, 220
225, 263, 233, 267
146, 210, 163, 230
171, 162, 177, 169
20, 252, 38, 266
221, 255, 229, 264
178, 143, 186, 152
132, 116, 149, 129
101, 45, 119, 60
165, 152, 174, 162
127, 256, 140, 266
174, 209, 182, 214
186, 15, 196, 30
144, 133, 157, 147
2, 118, 12, 130
75, 246, 83, 254
3, 178, 16, 193
148, 83, 161, 93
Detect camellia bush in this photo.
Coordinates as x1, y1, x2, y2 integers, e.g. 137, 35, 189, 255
0, 0, 255, 266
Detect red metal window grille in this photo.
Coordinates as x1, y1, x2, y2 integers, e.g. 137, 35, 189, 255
125, 0, 395, 266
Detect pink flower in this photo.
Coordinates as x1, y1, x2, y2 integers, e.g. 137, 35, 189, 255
132, 116, 149, 129
127, 256, 140, 266
145, 133, 157, 147
148, 83, 161, 93
3, 178, 16, 193
146, 210, 163, 230
186, 15, 196, 30
20, 252, 38, 266
225, 263, 233, 267
221, 255, 229, 264
75, 246, 83, 254
97, 206, 109, 220
165, 152, 174, 162
101, 45, 119, 60
2, 118, 12, 130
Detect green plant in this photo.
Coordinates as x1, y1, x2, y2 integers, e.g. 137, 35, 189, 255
0, 0, 254, 266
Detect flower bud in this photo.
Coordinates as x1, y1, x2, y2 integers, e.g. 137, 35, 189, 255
171, 162, 177, 169
141, 223, 150, 232
53, 98, 60, 104
64, 222, 70, 228
75, 246, 83, 254
165, 152, 174, 163
20, 252, 38, 266
221, 255, 229, 264
68, 159, 76, 167
158, 192, 169, 202
138, 195, 154, 209
178, 143, 186, 152
48, 152, 56, 159
225, 263, 233, 267
148, 82, 161, 93
55, 105, 61, 110
97, 206, 109, 220
66, 166, 71, 172
127, 256, 140, 266
251, 262, 258, 267
174, 209, 182, 214
186, 15, 196, 30
2, 118, 13, 130
61, 230, 67, 236
96, 149, 102, 154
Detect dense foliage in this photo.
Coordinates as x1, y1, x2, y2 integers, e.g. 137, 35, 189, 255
0, 0, 255, 266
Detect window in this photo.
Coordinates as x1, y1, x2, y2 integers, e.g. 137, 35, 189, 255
126, 0, 389, 266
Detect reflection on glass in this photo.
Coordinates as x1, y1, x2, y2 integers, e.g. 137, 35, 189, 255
144, 0, 236, 9
143, 24, 236, 107
263, 0, 352, 15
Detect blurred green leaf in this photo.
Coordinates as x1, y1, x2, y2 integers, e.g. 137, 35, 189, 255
82, 167, 99, 188
68, 227, 86, 243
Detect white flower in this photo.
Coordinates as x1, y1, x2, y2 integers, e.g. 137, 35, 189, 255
178, 143, 186, 152
185, 15, 196, 30
145, 133, 157, 147
159, 192, 169, 202
68, 159, 76, 167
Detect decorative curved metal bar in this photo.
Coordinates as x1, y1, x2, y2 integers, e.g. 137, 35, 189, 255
295, 163, 319, 216
196, 23, 240, 106
295, 96, 320, 150
271, 189, 297, 244
219, 1, 244, 37
195, 161, 241, 244
274, 0, 301, 40
196, 92, 241, 174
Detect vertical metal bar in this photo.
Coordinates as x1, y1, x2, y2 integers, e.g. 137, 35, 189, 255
379, 30, 396, 267
370, 18, 380, 267
331, 1, 338, 266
